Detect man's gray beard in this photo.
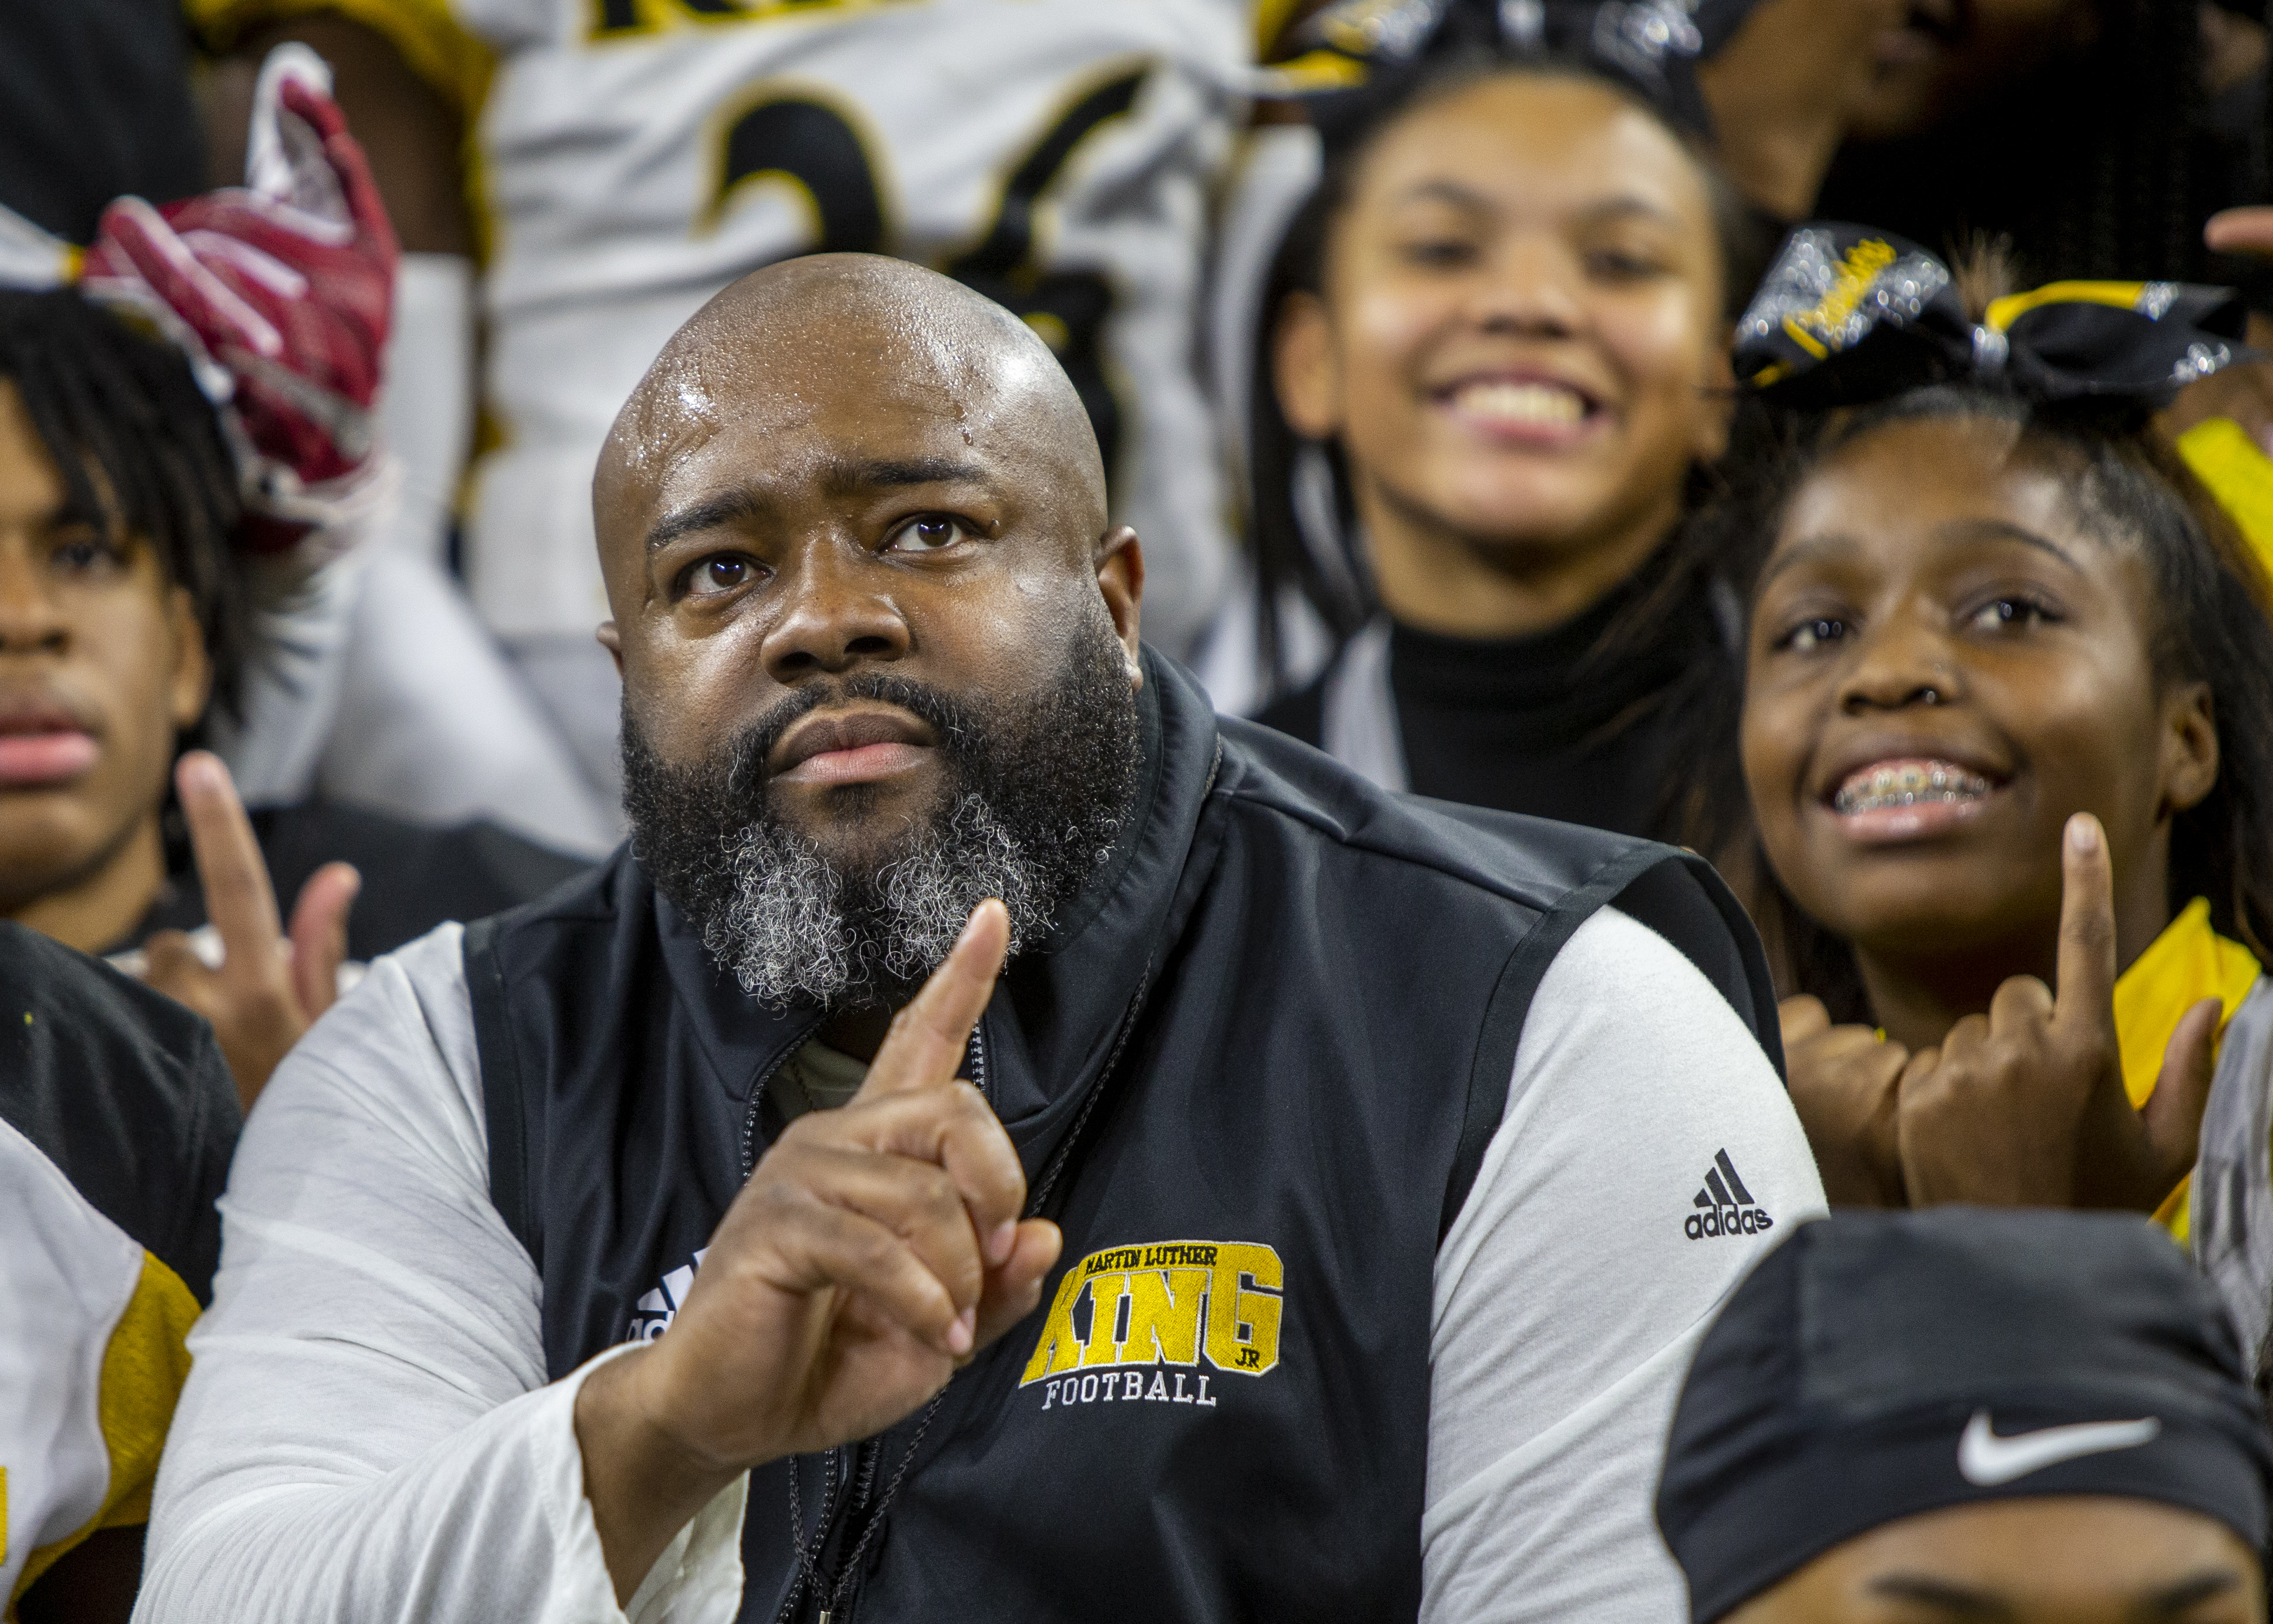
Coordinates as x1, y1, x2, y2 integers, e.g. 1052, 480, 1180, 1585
623, 612, 1141, 1011
704, 788, 1066, 1008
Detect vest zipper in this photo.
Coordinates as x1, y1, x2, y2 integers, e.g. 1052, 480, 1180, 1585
768, 1025, 989, 1624
738, 1017, 988, 1180
740, 1018, 822, 1180
773, 739, 1215, 1618
780, 971, 1156, 1623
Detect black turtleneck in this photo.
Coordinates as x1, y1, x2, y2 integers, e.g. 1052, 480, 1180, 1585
1257, 577, 1719, 840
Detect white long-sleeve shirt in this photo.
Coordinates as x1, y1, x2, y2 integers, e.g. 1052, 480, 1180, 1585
136, 908, 1824, 1623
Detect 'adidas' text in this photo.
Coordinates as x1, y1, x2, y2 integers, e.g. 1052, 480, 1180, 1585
1684, 1150, 1774, 1241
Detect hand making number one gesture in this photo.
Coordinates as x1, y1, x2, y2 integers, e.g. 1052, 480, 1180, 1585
1895, 813, 2221, 1209
573, 899, 1064, 1602
1787, 813, 2222, 1210
139, 750, 360, 1111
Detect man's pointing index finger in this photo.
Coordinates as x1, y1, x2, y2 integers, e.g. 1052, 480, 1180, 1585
856, 900, 1010, 1102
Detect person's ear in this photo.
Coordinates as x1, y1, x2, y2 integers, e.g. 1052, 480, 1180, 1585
166, 583, 211, 732
2158, 679, 2219, 817
1694, 323, 1738, 465
1273, 291, 1342, 441
597, 619, 624, 677
1095, 526, 1144, 690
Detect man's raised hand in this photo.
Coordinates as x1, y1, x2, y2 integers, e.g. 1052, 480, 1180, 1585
845, 900, 1065, 1357
1895, 813, 2218, 1210
573, 900, 1062, 1602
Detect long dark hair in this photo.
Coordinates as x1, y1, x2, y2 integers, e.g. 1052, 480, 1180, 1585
0, 288, 250, 728
1677, 388, 2273, 1018
1247, 49, 1769, 700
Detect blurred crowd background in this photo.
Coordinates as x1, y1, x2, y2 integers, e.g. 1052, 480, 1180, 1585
6, 0, 2267, 866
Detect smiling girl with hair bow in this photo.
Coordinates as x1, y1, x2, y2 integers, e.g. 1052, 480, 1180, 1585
1680, 223, 2273, 1366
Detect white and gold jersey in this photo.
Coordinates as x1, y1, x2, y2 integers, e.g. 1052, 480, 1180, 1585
192, 0, 1279, 655
1, 1118, 199, 1607
0, 921, 236, 1610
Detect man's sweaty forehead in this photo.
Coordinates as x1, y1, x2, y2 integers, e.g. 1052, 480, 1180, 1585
595, 254, 1107, 534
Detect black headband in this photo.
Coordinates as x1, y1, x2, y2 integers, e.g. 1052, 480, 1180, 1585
1266, 0, 1763, 144
1735, 222, 2249, 410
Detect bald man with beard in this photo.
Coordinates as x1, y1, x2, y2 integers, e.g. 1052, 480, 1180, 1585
136, 258, 1824, 1624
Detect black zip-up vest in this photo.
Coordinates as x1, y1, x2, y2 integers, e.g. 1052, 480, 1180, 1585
464, 653, 1781, 1622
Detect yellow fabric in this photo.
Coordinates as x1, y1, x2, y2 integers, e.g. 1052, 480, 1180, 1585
1982, 280, 2155, 333
2113, 898, 2264, 1241
9, 1252, 200, 1610
592, 0, 925, 34
186, 0, 494, 120
1257, 48, 1367, 90
1253, 0, 1307, 56
2177, 417, 2273, 585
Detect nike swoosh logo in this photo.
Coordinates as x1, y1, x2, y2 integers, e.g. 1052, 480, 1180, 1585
1956, 1410, 2161, 1486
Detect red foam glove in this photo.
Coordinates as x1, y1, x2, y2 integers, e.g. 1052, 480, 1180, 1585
82, 73, 397, 549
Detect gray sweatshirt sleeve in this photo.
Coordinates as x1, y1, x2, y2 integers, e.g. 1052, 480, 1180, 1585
134, 925, 746, 1624
1422, 907, 1828, 1623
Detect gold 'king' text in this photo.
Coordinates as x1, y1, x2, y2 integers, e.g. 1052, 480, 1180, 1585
1018, 1239, 1284, 1413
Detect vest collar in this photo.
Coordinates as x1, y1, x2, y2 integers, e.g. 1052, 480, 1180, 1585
985, 647, 1223, 1134
652, 886, 815, 1106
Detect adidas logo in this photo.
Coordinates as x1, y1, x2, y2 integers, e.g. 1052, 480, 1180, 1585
1684, 1150, 1774, 1240
626, 1247, 707, 1343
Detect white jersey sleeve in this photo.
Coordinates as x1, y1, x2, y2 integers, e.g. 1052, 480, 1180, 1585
1423, 906, 1827, 1623
135, 926, 746, 1623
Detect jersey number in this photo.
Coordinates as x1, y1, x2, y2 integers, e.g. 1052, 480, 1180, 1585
711, 98, 885, 256
710, 69, 1149, 476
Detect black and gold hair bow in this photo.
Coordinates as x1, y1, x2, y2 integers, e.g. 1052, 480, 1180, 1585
1267, 0, 1761, 136
1735, 223, 2248, 410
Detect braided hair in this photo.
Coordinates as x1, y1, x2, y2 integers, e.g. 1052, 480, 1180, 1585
0, 288, 250, 729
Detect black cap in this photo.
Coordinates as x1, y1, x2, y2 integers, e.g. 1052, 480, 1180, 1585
1657, 1209, 2273, 1623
